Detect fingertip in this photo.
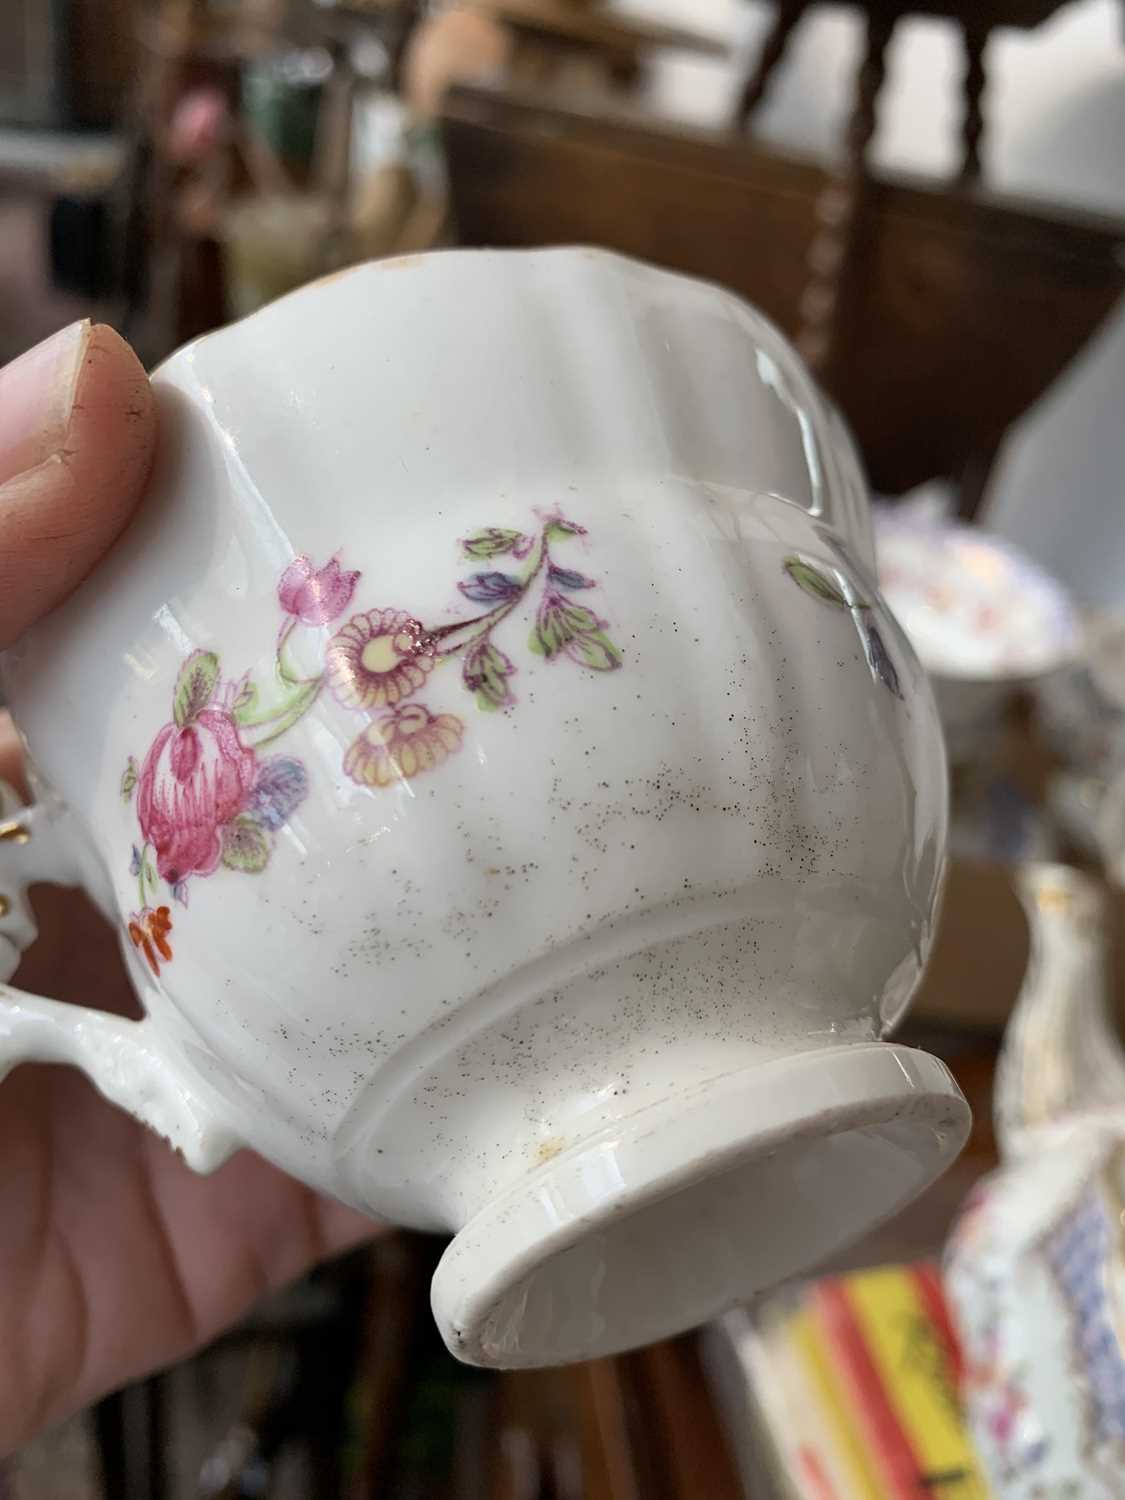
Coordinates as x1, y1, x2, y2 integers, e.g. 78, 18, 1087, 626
63, 320, 159, 537
0, 323, 158, 647
0, 713, 29, 801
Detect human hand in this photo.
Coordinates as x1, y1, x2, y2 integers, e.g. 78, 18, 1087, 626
0, 322, 374, 1454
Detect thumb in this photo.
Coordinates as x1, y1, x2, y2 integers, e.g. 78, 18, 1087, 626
0, 321, 157, 649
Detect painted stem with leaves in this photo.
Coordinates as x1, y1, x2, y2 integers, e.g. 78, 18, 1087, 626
428, 514, 623, 712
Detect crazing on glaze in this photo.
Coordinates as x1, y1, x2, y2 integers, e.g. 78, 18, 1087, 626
783, 555, 903, 700
121, 512, 621, 973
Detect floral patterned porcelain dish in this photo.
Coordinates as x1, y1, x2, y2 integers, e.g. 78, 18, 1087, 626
875, 511, 1079, 760
0, 249, 968, 1367
946, 864, 1125, 1498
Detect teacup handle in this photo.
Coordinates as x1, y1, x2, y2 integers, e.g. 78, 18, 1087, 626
0, 791, 237, 1172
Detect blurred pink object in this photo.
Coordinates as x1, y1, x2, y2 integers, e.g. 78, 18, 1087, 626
168, 88, 229, 165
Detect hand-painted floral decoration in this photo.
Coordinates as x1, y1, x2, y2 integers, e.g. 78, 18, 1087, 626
401, 511, 621, 715
128, 903, 173, 978
1039, 1178, 1125, 1457
950, 1187, 1053, 1487
122, 516, 620, 974
783, 555, 903, 700
122, 573, 329, 970
278, 555, 360, 626
327, 608, 434, 710
343, 703, 464, 788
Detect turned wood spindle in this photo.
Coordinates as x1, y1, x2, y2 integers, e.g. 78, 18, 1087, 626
732, 0, 809, 131
958, 19, 990, 184
796, 11, 895, 372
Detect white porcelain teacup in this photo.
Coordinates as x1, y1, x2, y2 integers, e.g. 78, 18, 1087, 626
0, 249, 969, 1366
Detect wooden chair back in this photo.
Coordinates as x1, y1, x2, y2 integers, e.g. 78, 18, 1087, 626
442, 84, 1125, 512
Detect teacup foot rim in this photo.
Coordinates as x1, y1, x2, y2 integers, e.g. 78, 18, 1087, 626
431, 1041, 970, 1368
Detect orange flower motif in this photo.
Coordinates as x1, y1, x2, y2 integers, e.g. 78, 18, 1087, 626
326, 608, 434, 711
128, 905, 173, 977
343, 703, 464, 788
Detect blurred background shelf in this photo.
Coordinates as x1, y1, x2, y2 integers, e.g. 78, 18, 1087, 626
441, 80, 1125, 517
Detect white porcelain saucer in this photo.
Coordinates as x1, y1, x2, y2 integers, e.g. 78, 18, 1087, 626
875, 511, 1078, 754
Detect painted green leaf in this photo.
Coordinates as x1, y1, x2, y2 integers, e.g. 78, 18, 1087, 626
463, 639, 515, 711
120, 756, 138, 803
143, 852, 158, 895
173, 650, 220, 727
241, 677, 322, 749
545, 518, 586, 541
531, 595, 606, 660
529, 622, 553, 658
461, 527, 525, 560
558, 600, 600, 632
567, 630, 622, 672
529, 605, 565, 658
221, 816, 270, 873
783, 557, 847, 609
232, 678, 259, 724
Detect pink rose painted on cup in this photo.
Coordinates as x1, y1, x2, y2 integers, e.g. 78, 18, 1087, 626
123, 642, 316, 962
278, 555, 360, 627
137, 707, 257, 884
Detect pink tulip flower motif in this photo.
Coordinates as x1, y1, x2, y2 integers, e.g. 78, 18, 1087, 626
278, 555, 360, 627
